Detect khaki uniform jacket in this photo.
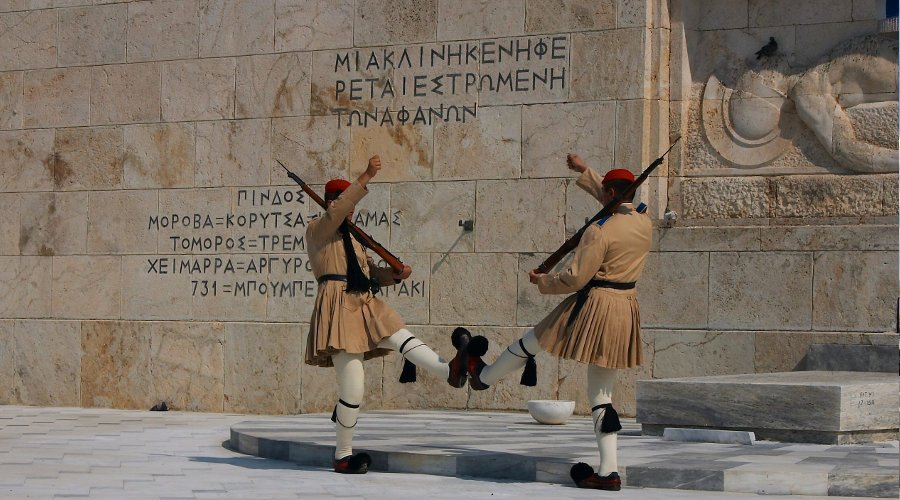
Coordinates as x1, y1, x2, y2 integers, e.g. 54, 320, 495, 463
304, 182, 405, 367
533, 168, 653, 368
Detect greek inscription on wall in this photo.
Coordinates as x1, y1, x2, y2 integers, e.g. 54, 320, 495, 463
328, 36, 569, 127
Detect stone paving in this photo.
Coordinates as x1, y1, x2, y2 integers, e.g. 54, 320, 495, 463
0, 405, 895, 500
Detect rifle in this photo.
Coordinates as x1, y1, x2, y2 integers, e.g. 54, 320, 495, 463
276, 160, 405, 273
535, 136, 681, 274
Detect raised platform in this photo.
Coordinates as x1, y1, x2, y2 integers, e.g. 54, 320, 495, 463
229, 410, 899, 497
636, 371, 899, 444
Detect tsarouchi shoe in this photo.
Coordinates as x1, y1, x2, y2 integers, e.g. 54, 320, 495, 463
465, 335, 490, 391
447, 327, 471, 388
570, 462, 621, 490
333, 453, 371, 474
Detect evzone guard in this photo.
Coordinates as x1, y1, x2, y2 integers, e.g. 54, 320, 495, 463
302, 155, 487, 474
456, 154, 657, 491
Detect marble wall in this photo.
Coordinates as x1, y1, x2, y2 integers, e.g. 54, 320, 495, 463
0, 0, 896, 416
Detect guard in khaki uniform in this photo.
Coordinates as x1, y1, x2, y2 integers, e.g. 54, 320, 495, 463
305, 155, 479, 475
460, 154, 652, 491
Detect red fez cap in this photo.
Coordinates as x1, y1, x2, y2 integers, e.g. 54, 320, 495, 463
325, 179, 351, 194
602, 168, 635, 185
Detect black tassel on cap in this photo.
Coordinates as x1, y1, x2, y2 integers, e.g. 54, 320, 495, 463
518, 339, 537, 387
399, 359, 417, 383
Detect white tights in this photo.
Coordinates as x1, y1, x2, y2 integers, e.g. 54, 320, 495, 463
478, 328, 620, 475
332, 328, 449, 459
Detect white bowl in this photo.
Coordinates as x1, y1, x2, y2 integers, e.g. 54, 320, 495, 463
527, 400, 575, 425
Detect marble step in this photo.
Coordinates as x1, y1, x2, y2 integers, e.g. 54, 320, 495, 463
636, 371, 899, 444
805, 343, 898, 372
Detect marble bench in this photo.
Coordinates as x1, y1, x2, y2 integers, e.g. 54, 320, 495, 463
636, 371, 899, 444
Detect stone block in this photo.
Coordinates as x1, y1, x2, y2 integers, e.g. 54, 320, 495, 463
663, 428, 756, 445
524, 0, 615, 32
762, 225, 897, 252
19, 192, 87, 256
0, 71, 22, 129
636, 371, 899, 443
58, 4, 126, 66
467, 326, 560, 411
373, 252, 431, 325
264, 254, 317, 323
86, 190, 157, 255
0, 194, 18, 255
0, 129, 53, 191
776, 175, 885, 218
616, 99, 650, 170
434, 106, 521, 180
149, 321, 224, 412
571, 29, 645, 101
516, 253, 563, 326
390, 181, 475, 253
23, 67, 90, 128
657, 226, 762, 252
522, 101, 616, 178
682, 177, 773, 219
0, 257, 51, 318
121, 255, 192, 320
272, 116, 350, 185
652, 330, 755, 379
196, 119, 271, 187
558, 330, 654, 416
429, 253, 518, 325
349, 121, 433, 182
0, 321, 12, 403
127, 0, 200, 62
53, 127, 124, 190
687, 0, 748, 30
795, 21, 878, 67
124, 123, 195, 189
236, 53, 311, 118
191, 255, 268, 322
156, 188, 231, 254
852, 0, 886, 20
617, 0, 648, 27
353, 0, 437, 46
813, 251, 897, 331
224, 322, 302, 414
882, 178, 897, 215
380, 325, 468, 410
309, 49, 394, 115
0, 10, 56, 71
276, 0, 353, 52
477, 35, 570, 106
437, 0, 525, 40
162, 58, 235, 121
199, 0, 274, 57
90, 63, 161, 125
710, 252, 812, 330
806, 344, 898, 373
12, 320, 80, 406
81, 321, 153, 409
52, 256, 121, 319
475, 179, 565, 252
639, 252, 709, 329
749, 0, 852, 27
754, 331, 896, 373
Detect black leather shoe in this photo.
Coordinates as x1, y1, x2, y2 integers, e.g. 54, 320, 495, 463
333, 453, 371, 474
570, 462, 621, 490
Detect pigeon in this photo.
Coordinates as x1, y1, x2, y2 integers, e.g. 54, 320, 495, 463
755, 37, 778, 59
150, 402, 168, 411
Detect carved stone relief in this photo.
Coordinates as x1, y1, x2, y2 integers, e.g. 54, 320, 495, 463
700, 33, 898, 173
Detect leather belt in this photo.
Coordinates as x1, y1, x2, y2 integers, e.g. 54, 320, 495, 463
317, 274, 348, 285
566, 279, 637, 330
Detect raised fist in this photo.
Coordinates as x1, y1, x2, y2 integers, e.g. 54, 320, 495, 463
566, 153, 587, 174
366, 155, 381, 177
